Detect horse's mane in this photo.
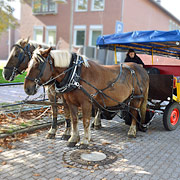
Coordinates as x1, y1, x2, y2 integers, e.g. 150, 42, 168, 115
29, 40, 54, 49
16, 39, 54, 49
31, 48, 90, 68
51, 50, 90, 68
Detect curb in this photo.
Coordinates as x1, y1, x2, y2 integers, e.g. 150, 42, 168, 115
0, 119, 65, 139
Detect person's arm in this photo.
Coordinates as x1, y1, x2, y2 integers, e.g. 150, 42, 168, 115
124, 57, 131, 63
136, 56, 145, 67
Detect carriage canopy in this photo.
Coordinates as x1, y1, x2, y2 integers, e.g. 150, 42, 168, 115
96, 30, 180, 59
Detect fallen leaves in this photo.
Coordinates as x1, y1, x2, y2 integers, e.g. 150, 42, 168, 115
101, 141, 111, 146
1, 161, 7, 165
47, 151, 53, 154
0, 133, 28, 149
0, 106, 65, 135
63, 164, 76, 168
33, 173, 41, 177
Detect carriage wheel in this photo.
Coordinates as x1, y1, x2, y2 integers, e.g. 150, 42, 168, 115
163, 102, 180, 131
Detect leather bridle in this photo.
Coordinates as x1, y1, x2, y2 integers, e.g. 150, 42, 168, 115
4, 43, 33, 80
25, 53, 53, 86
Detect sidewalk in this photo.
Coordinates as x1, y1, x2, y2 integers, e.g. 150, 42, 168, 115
1, 114, 180, 180
0, 85, 45, 104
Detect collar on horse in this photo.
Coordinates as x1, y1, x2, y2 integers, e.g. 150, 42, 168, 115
55, 53, 83, 93
4, 43, 33, 80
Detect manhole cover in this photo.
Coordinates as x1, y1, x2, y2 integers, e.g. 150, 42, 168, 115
63, 146, 118, 169
81, 151, 107, 161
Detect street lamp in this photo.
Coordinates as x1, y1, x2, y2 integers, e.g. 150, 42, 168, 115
53, 0, 74, 52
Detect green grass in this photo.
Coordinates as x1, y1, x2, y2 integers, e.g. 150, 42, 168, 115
0, 69, 26, 83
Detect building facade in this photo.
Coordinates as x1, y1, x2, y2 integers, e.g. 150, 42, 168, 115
1, 0, 180, 61
20, 0, 180, 49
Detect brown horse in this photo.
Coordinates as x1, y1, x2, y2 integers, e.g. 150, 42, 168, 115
2, 38, 72, 140
24, 47, 149, 147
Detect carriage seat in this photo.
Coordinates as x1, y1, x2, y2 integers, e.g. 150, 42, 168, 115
145, 67, 160, 74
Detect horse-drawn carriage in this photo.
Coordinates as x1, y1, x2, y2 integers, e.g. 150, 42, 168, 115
96, 30, 180, 131
3, 30, 180, 147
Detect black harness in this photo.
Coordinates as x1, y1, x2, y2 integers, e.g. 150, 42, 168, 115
55, 53, 83, 93
4, 43, 33, 80
27, 52, 145, 126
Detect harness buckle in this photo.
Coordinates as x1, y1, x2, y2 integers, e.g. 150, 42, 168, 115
131, 70, 135, 75
13, 67, 18, 72
34, 79, 40, 84
74, 81, 80, 87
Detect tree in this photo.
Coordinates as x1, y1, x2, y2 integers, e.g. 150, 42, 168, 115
0, 0, 19, 35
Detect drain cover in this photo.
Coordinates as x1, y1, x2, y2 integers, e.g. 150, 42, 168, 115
81, 151, 107, 161
63, 146, 118, 169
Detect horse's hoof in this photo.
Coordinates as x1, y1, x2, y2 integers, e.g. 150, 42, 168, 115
61, 135, 71, 141
128, 134, 136, 138
94, 125, 102, 130
138, 126, 148, 132
45, 134, 55, 139
91, 123, 94, 129
67, 142, 77, 147
78, 144, 89, 149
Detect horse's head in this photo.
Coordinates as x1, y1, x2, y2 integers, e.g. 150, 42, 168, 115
3, 37, 33, 81
24, 46, 53, 95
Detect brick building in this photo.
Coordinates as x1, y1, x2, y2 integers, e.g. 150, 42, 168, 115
1, 0, 180, 62
19, 0, 180, 48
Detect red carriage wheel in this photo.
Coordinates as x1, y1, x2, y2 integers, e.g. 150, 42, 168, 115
163, 102, 180, 131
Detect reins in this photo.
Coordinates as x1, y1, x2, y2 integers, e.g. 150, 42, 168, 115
27, 52, 149, 127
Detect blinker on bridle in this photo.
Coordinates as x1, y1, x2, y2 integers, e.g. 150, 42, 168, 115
4, 43, 32, 80
25, 53, 53, 86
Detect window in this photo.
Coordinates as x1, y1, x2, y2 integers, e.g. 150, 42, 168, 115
91, 0, 105, 11
89, 25, 103, 46
74, 25, 86, 46
33, 26, 43, 43
32, 0, 57, 14
46, 26, 57, 45
75, 0, 88, 12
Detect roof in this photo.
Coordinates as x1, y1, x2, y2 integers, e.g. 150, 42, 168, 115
149, 0, 180, 24
96, 30, 180, 59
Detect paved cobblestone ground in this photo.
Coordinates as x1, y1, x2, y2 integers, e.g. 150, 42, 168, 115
1, 114, 180, 180
0, 85, 45, 104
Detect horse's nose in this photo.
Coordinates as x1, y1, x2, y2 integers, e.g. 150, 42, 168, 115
25, 88, 31, 95
2, 70, 9, 80
25, 87, 35, 95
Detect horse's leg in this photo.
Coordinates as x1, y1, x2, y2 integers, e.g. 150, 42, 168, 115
61, 97, 71, 140
127, 100, 142, 138
46, 87, 58, 139
46, 104, 58, 139
67, 104, 80, 147
91, 108, 102, 129
80, 104, 92, 148
139, 88, 149, 132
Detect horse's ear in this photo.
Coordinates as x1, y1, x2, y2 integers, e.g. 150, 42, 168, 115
42, 47, 52, 57
47, 47, 52, 54
26, 36, 30, 43
38, 45, 42, 48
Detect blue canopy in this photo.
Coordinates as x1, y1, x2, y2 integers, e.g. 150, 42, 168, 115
96, 30, 180, 58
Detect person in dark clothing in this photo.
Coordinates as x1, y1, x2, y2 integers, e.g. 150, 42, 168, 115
124, 49, 145, 67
